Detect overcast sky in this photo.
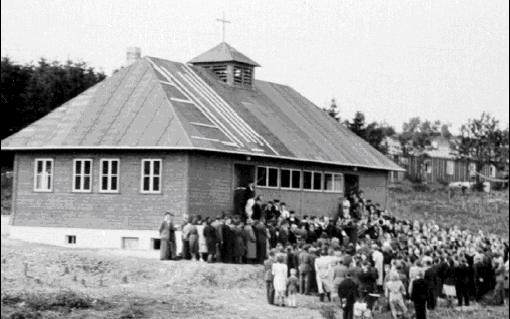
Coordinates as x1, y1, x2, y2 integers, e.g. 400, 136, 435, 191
1, 0, 508, 132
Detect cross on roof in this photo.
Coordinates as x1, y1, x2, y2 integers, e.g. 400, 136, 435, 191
216, 13, 231, 42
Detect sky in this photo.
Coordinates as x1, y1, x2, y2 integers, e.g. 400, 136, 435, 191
1, 0, 508, 133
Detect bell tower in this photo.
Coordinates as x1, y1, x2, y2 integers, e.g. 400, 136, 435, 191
188, 42, 260, 89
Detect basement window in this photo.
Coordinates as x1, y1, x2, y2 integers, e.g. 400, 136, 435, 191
66, 235, 76, 244
122, 237, 139, 250
151, 238, 161, 250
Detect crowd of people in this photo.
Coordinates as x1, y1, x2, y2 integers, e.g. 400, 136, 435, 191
159, 184, 509, 319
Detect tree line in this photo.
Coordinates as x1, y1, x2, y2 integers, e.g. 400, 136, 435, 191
1, 57, 106, 140
326, 99, 509, 189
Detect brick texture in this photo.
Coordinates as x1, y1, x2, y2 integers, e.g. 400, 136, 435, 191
12, 151, 188, 230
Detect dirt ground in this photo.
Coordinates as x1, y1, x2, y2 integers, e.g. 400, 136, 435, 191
1, 236, 509, 319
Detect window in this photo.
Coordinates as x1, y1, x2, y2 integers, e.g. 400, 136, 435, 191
490, 164, 496, 178
313, 172, 322, 190
34, 159, 53, 192
100, 159, 119, 192
324, 172, 344, 192
73, 159, 92, 192
446, 161, 455, 175
255, 166, 279, 188
141, 159, 162, 193
268, 167, 278, 187
256, 166, 267, 187
469, 163, 476, 176
66, 235, 76, 244
425, 162, 432, 174
291, 170, 301, 189
280, 169, 291, 188
122, 237, 139, 249
303, 171, 312, 190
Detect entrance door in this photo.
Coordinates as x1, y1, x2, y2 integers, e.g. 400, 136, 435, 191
233, 164, 255, 215
344, 173, 359, 197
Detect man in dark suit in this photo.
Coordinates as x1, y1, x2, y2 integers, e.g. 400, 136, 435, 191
254, 218, 268, 264
424, 260, 439, 310
338, 269, 358, 319
159, 212, 175, 260
411, 270, 428, 319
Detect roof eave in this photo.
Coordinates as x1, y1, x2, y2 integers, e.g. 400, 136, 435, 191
1, 145, 403, 171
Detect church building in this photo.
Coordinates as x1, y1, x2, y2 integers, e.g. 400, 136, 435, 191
2, 42, 402, 249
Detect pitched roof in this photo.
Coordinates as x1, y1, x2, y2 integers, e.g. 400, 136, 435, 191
1, 56, 402, 171
188, 42, 260, 66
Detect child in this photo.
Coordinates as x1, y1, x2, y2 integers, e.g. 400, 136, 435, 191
287, 268, 299, 307
272, 254, 288, 306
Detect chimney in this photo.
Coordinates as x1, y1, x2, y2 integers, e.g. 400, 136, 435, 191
126, 47, 141, 66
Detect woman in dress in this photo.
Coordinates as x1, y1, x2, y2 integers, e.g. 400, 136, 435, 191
244, 219, 257, 263
196, 217, 207, 262
272, 254, 288, 306
385, 272, 408, 319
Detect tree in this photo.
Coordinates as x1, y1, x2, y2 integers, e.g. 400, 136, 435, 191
1, 57, 106, 140
344, 111, 395, 154
455, 112, 506, 190
326, 98, 340, 121
398, 117, 442, 155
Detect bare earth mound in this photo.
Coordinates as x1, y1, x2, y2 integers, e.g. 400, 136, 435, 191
1, 236, 508, 319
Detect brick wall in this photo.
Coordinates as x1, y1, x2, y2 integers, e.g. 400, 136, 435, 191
12, 151, 188, 230
187, 152, 389, 218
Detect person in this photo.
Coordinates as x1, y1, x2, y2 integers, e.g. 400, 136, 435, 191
188, 217, 199, 261
410, 270, 428, 319
385, 272, 408, 319
203, 217, 217, 263
181, 218, 192, 260
338, 269, 358, 319
287, 268, 299, 307
372, 244, 384, 292
332, 256, 349, 301
244, 219, 257, 263
424, 260, 439, 310
358, 260, 378, 308
298, 245, 313, 295
211, 216, 223, 262
280, 203, 290, 220
159, 212, 175, 260
232, 221, 246, 264
315, 250, 333, 302
264, 250, 276, 305
493, 255, 506, 305
254, 218, 268, 264
252, 196, 263, 221
442, 258, 457, 307
272, 254, 289, 307
454, 257, 470, 308
196, 217, 207, 262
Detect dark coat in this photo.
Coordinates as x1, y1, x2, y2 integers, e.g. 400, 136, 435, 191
338, 278, 358, 307
411, 278, 428, 303
252, 203, 263, 220
159, 221, 175, 242
203, 224, 217, 254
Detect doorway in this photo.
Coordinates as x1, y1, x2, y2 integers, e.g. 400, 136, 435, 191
233, 164, 255, 215
344, 173, 359, 197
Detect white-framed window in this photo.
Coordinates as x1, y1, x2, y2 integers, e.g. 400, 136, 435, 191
303, 171, 313, 190
424, 161, 432, 174
469, 162, 476, 176
100, 159, 120, 193
291, 170, 301, 189
446, 161, 455, 175
324, 172, 344, 192
72, 159, 93, 192
280, 168, 291, 189
255, 166, 279, 188
312, 171, 323, 191
280, 168, 302, 190
141, 159, 162, 193
34, 158, 54, 192
489, 164, 496, 178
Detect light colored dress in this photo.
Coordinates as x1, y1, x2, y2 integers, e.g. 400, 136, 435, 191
197, 224, 207, 254
272, 262, 288, 293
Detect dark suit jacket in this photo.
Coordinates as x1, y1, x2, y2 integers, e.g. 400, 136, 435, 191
338, 278, 358, 307
159, 221, 175, 242
411, 278, 428, 303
